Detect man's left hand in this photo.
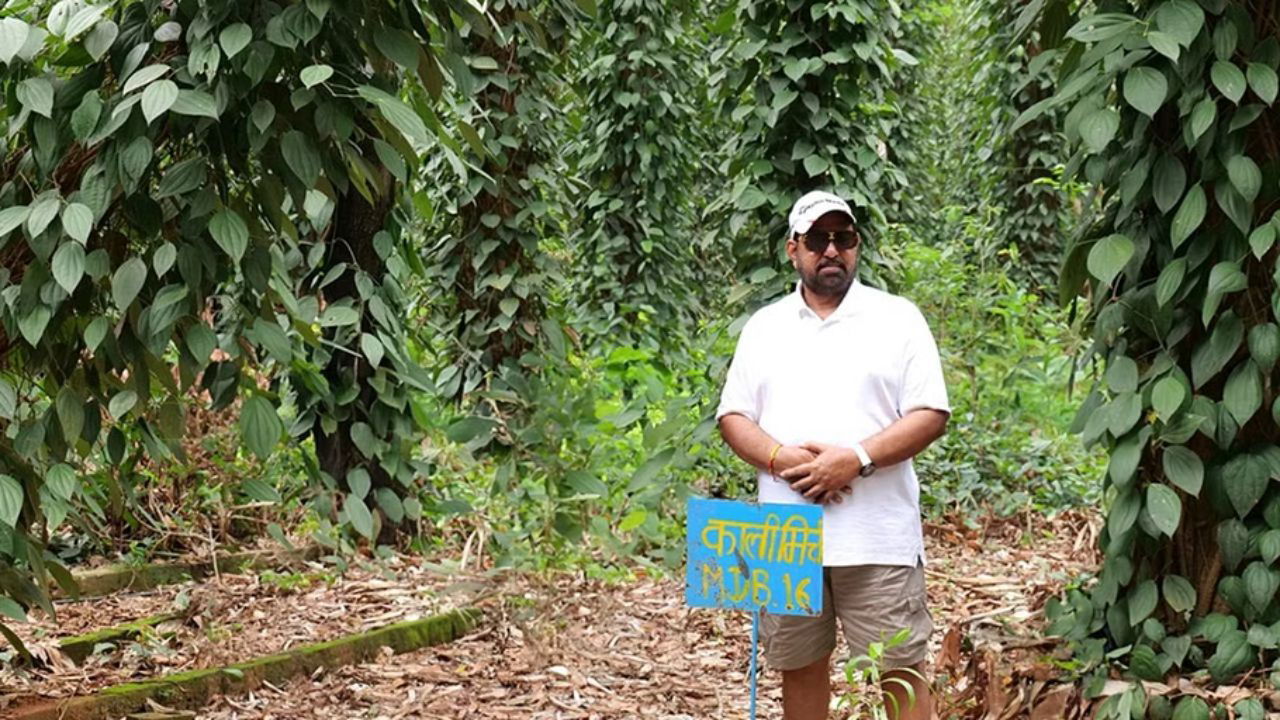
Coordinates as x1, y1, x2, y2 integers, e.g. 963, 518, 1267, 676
779, 442, 862, 502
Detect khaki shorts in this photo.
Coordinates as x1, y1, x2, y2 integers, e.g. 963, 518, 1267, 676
761, 564, 932, 671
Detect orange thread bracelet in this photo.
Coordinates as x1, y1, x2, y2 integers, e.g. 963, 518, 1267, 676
767, 443, 782, 477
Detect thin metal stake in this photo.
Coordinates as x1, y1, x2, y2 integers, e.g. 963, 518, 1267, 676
749, 607, 760, 720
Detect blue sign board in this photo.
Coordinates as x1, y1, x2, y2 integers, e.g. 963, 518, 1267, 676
685, 497, 824, 616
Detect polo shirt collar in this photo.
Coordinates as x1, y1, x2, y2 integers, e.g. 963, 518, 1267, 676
793, 279, 864, 320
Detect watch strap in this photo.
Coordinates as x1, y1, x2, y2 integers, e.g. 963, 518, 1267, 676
852, 442, 873, 472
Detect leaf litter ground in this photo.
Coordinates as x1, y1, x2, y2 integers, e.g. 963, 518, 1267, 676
0, 509, 1102, 718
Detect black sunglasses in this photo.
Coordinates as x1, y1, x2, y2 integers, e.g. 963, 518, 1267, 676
796, 230, 860, 253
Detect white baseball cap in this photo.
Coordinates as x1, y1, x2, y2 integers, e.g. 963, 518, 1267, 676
787, 190, 855, 236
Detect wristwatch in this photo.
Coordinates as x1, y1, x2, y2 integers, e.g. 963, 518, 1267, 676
853, 443, 877, 477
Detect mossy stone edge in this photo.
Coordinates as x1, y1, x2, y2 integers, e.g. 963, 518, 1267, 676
64, 547, 321, 598
13, 607, 481, 720
59, 613, 184, 665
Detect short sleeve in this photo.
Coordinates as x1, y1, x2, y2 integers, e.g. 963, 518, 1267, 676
898, 306, 950, 417
716, 321, 761, 423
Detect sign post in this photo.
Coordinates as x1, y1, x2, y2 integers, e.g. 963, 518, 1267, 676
685, 497, 824, 719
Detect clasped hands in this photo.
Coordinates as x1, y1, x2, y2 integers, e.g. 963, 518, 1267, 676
773, 442, 862, 504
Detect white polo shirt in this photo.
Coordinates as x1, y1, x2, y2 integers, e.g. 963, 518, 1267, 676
716, 280, 950, 567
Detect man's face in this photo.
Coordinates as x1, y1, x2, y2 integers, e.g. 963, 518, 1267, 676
786, 210, 859, 297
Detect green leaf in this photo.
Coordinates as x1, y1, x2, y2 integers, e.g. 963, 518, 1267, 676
45, 464, 75, 501
318, 306, 359, 326
357, 86, 430, 150
1087, 234, 1133, 286
1209, 629, 1253, 682
208, 209, 249, 263
250, 321, 291, 363
1172, 696, 1209, 720
111, 257, 147, 310
123, 64, 170, 94
241, 478, 281, 503
445, 416, 497, 444
1153, 376, 1186, 420
1123, 67, 1167, 117
1189, 98, 1216, 142
347, 468, 371, 499
1192, 312, 1243, 388
628, 448, 675, 493
360, 333, 384, 367
60, 203, 92, 244
0, 18, 31, 65
1224, 453, 1268, 518
1106, 356, 1139, 393
1171, 184, 1206, 248
1247, 63, 1278, 105
1204, 262, 1248, 325
108, 390, 137, 420
240, 395, 283, 460
1249, 223, 1276, 259
1080, 108, 1119, 153
17, 77, 53, 117
343, 494, 374, 539
0, 597, 25, 623
18, 307, 50, 346
116, 135, 152, 189
1212, 61, 1247, 104
26, 194, 60, 238
1146, 484, 1181, 537
1219, 519, 1249, 572
619, 509, 647, 532
251, 100, 276, 132
281, 130, 320, 187
1163, 446, 1203, 496
374, 29, 419, 68
350, 423, 378, 458
0, 475, 22, 527
1226, 155, 1262, 202
84, 317, 108, 351
55, 386, 82, 443
375, 488, 404, 524
0, 205, 29, 238
1154, 0, 1204, 47
185, 324, 217, 364
170, 90, 219, 118
71, 91, 102, 141
0, 382, 13, 421
51, 242, 85, 293
85, 19, 117, 60
1163, 574, 1196, 613
1129, 579, 1158, 626
1152, 155, 1186, 214
1244, 562, 1278, 613
1248, 324, 1280, 368
63, 4, 107, 40
803, 154, 829, 177
1260, 530, 1280, 565
1224, 361, 1262, 426
155, 158, 207, 200
141, 79, 178, 123
1147, 30, 1180, 61
219, 23, 252, 57
300, 64, 333, 88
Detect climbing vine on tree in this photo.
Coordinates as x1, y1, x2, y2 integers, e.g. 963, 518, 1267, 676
1022, 0, 1280, 708
0, 0, 463, 637
710, 0, 917, 307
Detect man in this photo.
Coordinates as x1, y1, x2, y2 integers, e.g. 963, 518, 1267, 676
716, 190, 950, 720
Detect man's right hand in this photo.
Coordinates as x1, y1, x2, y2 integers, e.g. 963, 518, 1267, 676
773, 445, 853, 505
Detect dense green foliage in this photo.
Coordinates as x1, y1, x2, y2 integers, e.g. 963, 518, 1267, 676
0, 0, 470, 641
1020, 0, 1280, 708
